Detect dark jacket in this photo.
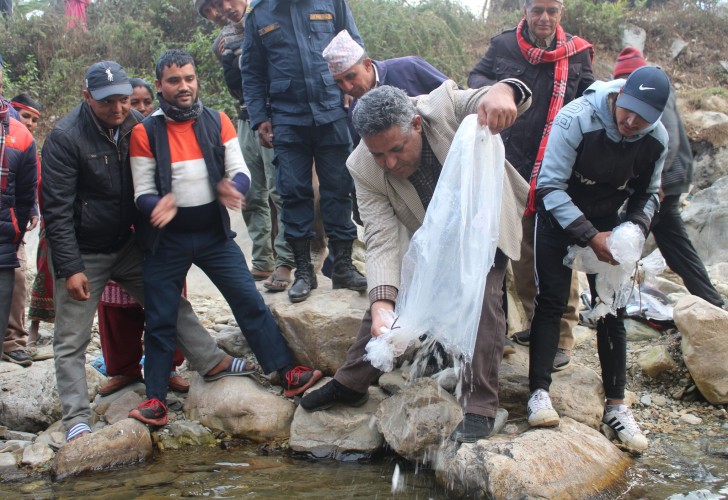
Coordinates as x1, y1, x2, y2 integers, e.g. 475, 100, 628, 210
242, 0, 364, 129
1, 116, 38, 269
41, 102, 143, 278
213, 31, 249, 120
659, 90, 693, 196
468, 27, 594, 181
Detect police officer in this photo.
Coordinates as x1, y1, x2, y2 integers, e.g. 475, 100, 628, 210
242, 0, 367, 303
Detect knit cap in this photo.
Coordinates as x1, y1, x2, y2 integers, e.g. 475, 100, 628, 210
613, 46, 647, 79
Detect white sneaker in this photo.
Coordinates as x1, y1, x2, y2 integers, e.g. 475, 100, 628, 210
527, 389, 560, 427
602, 405, 649, 452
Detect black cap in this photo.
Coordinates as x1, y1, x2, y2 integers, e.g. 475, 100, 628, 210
85, 61, 133, 100
616, 66, 670, 124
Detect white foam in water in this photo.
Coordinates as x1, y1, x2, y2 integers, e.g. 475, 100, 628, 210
391, 464, 403, 493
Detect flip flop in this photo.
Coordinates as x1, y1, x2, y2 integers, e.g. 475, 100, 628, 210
203, 358, 257, 382
251, 269, 272, 281
263, 268, 292, 292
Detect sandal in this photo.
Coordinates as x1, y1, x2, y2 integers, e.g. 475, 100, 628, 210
203, 358, 257, 382
66, 422, 92, 442
263, 266, 292, 292
251, 269, 272, 281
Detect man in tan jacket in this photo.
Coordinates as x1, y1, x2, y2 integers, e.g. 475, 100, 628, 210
301, 80, 532, 443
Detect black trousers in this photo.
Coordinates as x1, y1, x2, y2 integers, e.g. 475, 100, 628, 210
651, 194, 724, 307
529, 212, 626, 400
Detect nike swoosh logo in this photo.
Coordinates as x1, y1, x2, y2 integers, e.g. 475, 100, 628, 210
639, 84, 655, 91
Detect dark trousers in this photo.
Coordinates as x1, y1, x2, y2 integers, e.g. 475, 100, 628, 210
272, 119, 357, 241
143, 229, 293, 402
529, 212, 626, 400
335, 250, 509, 418
0, 269, 15, 350
651, 194, 723, 307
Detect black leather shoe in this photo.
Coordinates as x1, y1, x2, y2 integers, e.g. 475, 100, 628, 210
449, 413, 496, 443
330, 240, 367, 291
300, 379, 368, 411
289, 264, 318, 303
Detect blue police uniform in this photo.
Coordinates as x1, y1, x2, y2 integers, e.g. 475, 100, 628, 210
242, 0, 363, 241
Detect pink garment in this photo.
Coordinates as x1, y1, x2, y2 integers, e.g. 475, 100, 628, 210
64, 0, 90, 31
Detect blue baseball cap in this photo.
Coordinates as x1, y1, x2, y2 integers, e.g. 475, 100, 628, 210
616, 66, 670, 124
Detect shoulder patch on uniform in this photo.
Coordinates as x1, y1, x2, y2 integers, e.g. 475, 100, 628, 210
258, 22, 280, 36
310, 12, 333, 20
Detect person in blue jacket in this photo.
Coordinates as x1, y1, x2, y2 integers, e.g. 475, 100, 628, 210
242, 0, 367, 303
526, 66, 670, 453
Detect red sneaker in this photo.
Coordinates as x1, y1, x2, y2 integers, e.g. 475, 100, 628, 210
283, 366, 323, 398
129, 398, 168, 426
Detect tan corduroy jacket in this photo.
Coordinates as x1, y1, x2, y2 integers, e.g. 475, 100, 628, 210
347, 80, 531, 300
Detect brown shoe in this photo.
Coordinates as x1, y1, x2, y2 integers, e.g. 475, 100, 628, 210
98, 375, 143, 396
168, 374, 190, 393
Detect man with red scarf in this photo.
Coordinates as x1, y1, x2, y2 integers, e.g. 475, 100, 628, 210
467, 0, 593, 369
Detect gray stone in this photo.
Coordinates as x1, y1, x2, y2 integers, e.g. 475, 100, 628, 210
270, 289, 369, 375
706, 442, 728, 457
184, 374, 295, 441
376, 378, 462, 461
2, 430, 36, 441
670, 38, 688, 59
641, 394, 652, 406
378, 370, 407, 395
682, 177, 728, 267
674, 296, 728, 404
653, 395, 668, 407
434, 417, 630, 498
35, 421, 65, 450
620, 26, 646, 52
431, 367, 459, 392
0, 452, 17, 471
638, 345, 677, 378
498, 349, 605, 429
93, 382, 146, 414
52, 419, 152, 480
103, 391, 144, 425
289, 379, 387, 460
214, 327, 253, 358
158, 421, 217, 449
679, 414, 703, 425
0, 360, 105, 432
0, 440, 32, 453
21, 443, 55, 468
626, 319, 662, 342
572, 325, 594, 346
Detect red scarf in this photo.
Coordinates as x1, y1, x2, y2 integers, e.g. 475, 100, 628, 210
0, 101, 8, 194
517, 18, 593, 216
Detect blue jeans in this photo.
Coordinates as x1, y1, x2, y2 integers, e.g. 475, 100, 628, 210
143, 229, 293, 401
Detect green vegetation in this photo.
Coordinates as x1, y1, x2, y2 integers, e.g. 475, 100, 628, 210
1, 0, 726, 142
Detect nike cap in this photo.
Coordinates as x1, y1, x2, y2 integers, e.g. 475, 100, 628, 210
85, 61, 133, 100
616, 66, 670, 124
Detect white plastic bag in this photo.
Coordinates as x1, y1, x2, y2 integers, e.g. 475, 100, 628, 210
365, 115, 505, 371
564, 221, 645, 319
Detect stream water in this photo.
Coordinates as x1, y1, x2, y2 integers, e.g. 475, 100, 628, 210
2, 434, 726, 499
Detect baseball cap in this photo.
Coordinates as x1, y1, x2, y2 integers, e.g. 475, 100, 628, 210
616, 66, 670, 124
85, 61, 133, 100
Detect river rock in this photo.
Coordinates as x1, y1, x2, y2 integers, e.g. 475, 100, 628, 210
376, 378, 462, 461
21, 443, 55, 468
378, 370, 407, 395
2, 430, 36, 442
434, 417, 630, 498
674, 296, 728, 404
289, 380, 387, 460
0, 440, 32, 453
432, 367, 459, 392
682, 177, 728, 266
214, 326, 253, 358
0, 360, 104, 433
638, 345, 677, 378
270, 289, 368, 374
184, 374, 295, 441
498, 348, 605, 429
679, 414, 703, 425
625, 319, 662, 342
159, 421, 217, 449
102, 391, 144, 425
0, 452, 17, 471
52, 419, 152, 480
572, 325, 594, 346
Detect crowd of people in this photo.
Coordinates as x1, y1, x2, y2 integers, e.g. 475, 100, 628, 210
0, 0, 722, 453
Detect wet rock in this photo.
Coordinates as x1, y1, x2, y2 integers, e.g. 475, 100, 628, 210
184, 374, 294, 441
2, 430, 36, 441
103, 391, 144, 425
159, 421, 217, 449
0, 452, 17, 471
625, 319, 662, 342
35, 421, 65, 450
270, 289, 368, 375
0, 360, 104, 432
498, 349, 605, 429
674, 296, 728, 404
679, 414, 703, 425
431, 367, 459, 392
378, 370, 406, 395
0, 440, 32, 453
21, 443, 54, 468
638, 345, 677, 378
434, 417, 630, 498
289, 380, 387, 459
52, 419, 152, 480
706, 441, 728, 457
376, 378, 462, 461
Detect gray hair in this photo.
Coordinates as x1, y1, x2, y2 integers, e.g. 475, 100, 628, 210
352, 85, 416, 138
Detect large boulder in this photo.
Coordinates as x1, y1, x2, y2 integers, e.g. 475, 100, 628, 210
52, 419, 152, 480
620, 25, 646, 52
289, 380, 388, 459
376, 378, 462, 461
434, 417, 631, 498
270, 289, 369, 375
0, 359, 105, 432
674, 296, 728, 404
184, 374, 295, 441
680, 177, 728, 267
498, 347, 605, 429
